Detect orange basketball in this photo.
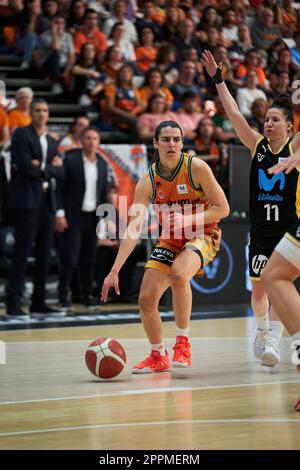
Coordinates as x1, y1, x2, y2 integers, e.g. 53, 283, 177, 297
85, 337, 126, 379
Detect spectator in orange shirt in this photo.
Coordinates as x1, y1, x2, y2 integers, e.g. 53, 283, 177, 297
105, 64, 143, 137
138, 68, 174, 111
194, 116, 222, 181
74, 8, 108, 62
135, 26, 157, 74
236, 48, 268, 90
9, 87, 33, 135
0, 105, 9, 147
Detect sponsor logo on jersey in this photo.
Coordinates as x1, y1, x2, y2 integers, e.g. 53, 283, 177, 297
257, 153, 265, 162
177, 184, 188, 194
258, 169, 285, 191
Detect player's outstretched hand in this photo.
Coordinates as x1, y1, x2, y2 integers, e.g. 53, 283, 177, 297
268, 155, 300, 175
201, 50, 222, 77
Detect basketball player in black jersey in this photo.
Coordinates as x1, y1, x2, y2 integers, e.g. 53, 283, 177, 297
202, 50, 300, 367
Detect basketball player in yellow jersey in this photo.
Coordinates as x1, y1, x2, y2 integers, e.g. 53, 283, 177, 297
101, 121, 229, 373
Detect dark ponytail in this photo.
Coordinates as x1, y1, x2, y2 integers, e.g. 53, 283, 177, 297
269, 94, 293, 123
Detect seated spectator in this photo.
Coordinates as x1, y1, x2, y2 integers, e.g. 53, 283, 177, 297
268, 71, 291, 101
250, 8, 282, 52
175, 91, 204, 141
181, 47, 208, 96
236, 71, 267, 118
171, 60, 202, 106
138, 68, 174, 111
221, 8, 238, 46
276, 0, 299, 38
135, 0, 162, 42
108, 21, 136, 63
71, 42, 104, 105
104, 64, 142, 136
228, 23, 253, 70
101, 45, 124, 83
57, 115, 90, 156
161, 6, 180, 42
39, 15, 75, 94
173, 17, 202, 62
74, 8, 108, 62
196, 6, 219, 43
290, 32, 300, 70
193, 116, 220, 176
136, 93, 176, 143
9, 87, 33, 135
102, 0, 138, 43
67, 0, 86, 35
201, 25, 223, 54
247, 98, 268, 134
13, 0, 43, 70
39, 0, 59, 32
269, 48, 298, 85
212, 95, 237, 142
155, 43, 178, 86
135, 26, 157, 74
236, 48, 268, 90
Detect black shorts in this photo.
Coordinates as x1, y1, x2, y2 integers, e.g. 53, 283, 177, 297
248, 235, 282, 279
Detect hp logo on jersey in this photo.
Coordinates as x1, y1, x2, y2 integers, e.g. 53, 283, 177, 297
252, 254, 268, 275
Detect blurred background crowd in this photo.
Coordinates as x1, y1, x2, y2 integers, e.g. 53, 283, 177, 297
1, 0, 300, 313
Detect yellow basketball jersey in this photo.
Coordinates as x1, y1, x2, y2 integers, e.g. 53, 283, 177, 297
149, 153, 219, 247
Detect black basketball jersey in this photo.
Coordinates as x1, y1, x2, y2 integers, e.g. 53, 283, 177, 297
250, 135, 300, 238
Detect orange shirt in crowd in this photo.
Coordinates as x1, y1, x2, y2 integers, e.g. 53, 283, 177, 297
74, 29, 108, 54
9, 109, 31, 131
138, 86, 174, 109
135, 46, 157, 73
236, 64, 267, 88
0, 106, 9, 142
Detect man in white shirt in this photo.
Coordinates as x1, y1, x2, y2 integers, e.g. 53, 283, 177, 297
56, 127, 109, 310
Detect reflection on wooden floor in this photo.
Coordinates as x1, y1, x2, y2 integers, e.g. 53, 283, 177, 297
0, 317, 299, 450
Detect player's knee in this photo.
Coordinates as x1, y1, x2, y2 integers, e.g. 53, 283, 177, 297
138, 290, 157, 313
169, 269, 187, 288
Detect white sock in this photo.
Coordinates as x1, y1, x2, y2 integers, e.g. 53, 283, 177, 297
269, 321, 284, 344
176, 327, 189, 338
291, 332, 300, 344
255, 312, 269, 330
151, 342, 166, 356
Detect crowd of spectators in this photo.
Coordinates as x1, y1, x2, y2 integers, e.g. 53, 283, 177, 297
1, 0, 300, 310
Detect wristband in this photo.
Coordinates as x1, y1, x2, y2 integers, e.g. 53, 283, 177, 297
212, 68, 223, 84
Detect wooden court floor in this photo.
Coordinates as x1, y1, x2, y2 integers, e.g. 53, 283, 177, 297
0, 317, 300, 450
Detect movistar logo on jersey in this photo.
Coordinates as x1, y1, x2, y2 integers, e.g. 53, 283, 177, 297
258, 169, 285, 191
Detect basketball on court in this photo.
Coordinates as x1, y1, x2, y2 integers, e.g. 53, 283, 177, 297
85, 337, 126, 379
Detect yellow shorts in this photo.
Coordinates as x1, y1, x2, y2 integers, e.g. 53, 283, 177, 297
145, 228, 221, 277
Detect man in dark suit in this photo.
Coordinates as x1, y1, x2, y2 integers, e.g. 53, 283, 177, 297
6, 99, 64, 318
56, 127, 108, 310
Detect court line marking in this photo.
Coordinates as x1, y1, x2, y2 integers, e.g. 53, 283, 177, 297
0, 380, 299, 406
2, 337, 276, 345
1, 418, 300, 438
